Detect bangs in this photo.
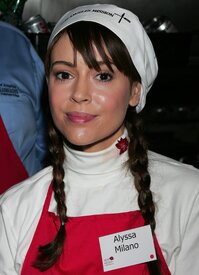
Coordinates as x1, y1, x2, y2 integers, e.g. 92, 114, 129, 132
46, 22, 140, 83
67, 22, 113, 72
66, 22, 140, 81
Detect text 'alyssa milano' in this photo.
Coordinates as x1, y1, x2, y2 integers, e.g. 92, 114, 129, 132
114, 232, 139, 253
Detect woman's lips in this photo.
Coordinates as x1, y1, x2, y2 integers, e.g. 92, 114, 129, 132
67, 112, 96, 123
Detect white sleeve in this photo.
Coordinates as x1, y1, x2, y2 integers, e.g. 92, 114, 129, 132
174, 191, 199, 275
0, 204, 18, 275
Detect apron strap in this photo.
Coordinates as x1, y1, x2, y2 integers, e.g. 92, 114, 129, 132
43, 182, 53, 211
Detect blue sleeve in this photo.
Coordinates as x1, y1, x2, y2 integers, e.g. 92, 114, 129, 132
0, 22, 48, 176
29, 45, 48, 167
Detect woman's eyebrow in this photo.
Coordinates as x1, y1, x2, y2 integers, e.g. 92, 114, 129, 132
51, 60, 75, 68
96, 60, 114, 66
50, 60, 114, 69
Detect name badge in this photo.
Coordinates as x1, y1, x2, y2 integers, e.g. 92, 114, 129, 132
99, 225, 156, 272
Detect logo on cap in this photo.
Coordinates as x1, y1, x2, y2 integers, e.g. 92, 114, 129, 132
114, 13, 130, 23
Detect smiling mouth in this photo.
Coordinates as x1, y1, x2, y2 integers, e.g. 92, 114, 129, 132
67, 112, 96, 123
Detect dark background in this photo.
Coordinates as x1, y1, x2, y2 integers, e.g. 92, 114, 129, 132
23, 0, 199, 32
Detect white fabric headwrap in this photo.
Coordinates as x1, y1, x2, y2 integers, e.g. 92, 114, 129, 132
48, 4, 158, 112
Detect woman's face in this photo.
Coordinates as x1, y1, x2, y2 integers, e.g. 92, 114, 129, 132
48, 33, 140, 152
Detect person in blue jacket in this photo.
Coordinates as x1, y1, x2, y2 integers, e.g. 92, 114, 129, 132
0, 21, 48, 178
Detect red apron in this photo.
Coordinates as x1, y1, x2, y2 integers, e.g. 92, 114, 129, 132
0, 116, 28, 194
22, 184, 171, 274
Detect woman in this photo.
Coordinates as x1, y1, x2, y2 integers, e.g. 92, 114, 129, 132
0, 4, 199, 274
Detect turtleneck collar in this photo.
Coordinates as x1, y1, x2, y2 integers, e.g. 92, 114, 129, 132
63, 129, 129, 175
49, 128, 139, 215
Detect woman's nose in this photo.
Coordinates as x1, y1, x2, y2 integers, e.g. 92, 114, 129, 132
70, 77, 91, 103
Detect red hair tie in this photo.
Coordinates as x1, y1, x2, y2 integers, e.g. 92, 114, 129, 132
115, 137, 128, 154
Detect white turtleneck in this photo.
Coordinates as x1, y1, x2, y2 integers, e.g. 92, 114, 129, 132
49, 130, 139, 216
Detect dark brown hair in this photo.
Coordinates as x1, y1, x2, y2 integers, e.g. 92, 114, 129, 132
34, 22, 161, 274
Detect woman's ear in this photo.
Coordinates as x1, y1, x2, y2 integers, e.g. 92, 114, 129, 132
129, 82, 141, 107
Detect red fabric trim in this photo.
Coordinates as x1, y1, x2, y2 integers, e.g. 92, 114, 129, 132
0, 116, 28, 194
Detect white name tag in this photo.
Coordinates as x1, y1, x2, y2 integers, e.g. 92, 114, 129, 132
99, 225, 156, 272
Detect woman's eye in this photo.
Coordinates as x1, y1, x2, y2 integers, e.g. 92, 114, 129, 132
96, 72, 113, 82
56, 72, 73, 80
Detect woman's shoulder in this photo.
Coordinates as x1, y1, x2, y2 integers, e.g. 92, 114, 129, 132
149, 152, 199, 272
148, 150, 199, 201
0, 166, 53, 211
0, 166, 53, 258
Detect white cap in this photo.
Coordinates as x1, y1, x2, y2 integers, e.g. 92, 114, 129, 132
48, 4, 158, 112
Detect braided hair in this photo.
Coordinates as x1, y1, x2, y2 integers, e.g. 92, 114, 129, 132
34, 22, 162, 274
126, 107, 161, 274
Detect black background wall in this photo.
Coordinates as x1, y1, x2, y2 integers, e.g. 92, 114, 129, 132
23, 0, 199, 32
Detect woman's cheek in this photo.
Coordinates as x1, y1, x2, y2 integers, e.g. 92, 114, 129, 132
94, 93, 116, 110
49, 86, 63, 108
